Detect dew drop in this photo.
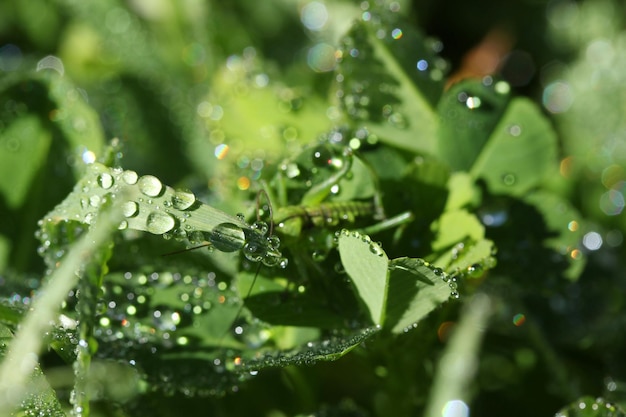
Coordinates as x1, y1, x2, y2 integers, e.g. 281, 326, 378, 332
121, 170, 138, 185
122, 201, 139, 217
312, 145, 332, 167
508, 124, 522, 137
467, 263, 483, 278
89, 195, 101, 208
172, 189, 195, 210
208, 223, 245, 252
97, 173, 114, 189
502, 173, 517, 186
251, 221, 269, 236
369, 242, 384, 257
146, 211, 176, 234
266, 235, 281, 249
465, 96, 482, 109
311, 251, 326, 262
283, 163, 301, 179
387, 112, 407, 128
138, 175, 163, 197
84, 212, 95, 224
243, 242, 264, 262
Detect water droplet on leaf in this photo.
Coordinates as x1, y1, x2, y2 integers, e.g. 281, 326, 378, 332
502, 173, 517, 186
172, 189, 195, 210
121, 170, 138, 185
146, 212, 176, 234
122, 201, 139, 217
97, 173, 114, 189
138, 175, 163, 197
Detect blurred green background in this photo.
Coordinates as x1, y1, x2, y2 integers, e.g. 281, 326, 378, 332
1, 0, 626, 416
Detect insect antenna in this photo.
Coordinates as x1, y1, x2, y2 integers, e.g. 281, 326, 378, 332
160, 243, 211, 257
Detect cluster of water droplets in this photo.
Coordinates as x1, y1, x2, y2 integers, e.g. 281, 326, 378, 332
37, 163, 290, 272
84, 267, 274, 396
242, 220, 287, 268
555, 397, 624, 417
335, 2, 448, 129
335, 229, 385, 258
278, 142, 351, 192
451, 242, 498, 278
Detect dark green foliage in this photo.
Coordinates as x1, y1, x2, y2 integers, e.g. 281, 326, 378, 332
1, 1, 626, 416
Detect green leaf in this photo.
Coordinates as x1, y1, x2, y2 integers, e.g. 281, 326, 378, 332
239, 270, 348, 329
0, 71, 106, 272
0, 115, 51, 209
337, 14, 444, 154
430, 209, 485, 252
445, 172, 481, 211
0, 324, 65, 417
386, 257, 453, 334
40, 163, 250, 252
338, 230, 389, 326
446, 239, 496, 275
190, 54, 333, 208
437, 79, 559, 196
437, 78, 511, 171
524, 190, 587, 281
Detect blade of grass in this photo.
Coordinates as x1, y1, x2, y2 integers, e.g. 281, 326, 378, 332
423, 293, 492, 417
0, 194, 124, 416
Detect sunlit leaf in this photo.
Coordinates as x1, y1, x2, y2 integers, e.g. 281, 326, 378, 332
438, 79, 559, 196
338, 230, 389, 325
386, 257, 452, 334
430, 209, 485, 252
0, 324, 65, 417
337, 13, 444, 154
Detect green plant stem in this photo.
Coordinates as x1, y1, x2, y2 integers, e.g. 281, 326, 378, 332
71, 240, 112, 417
0, 199, 123, 416
423, 293, 492, 416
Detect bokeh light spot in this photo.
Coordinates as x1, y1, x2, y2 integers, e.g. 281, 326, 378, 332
237, 176, 250, 191
582, 231, 602, 251
600, 188, 625, 215
417, 59, 429, 71
437, 321, 455, 342
442, 399, 469, 417
543, 81, 573, 113
0, 44, 23, 72
214, 144, 229, 160
301, 2, 328, 31
307, 43, 337, 72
